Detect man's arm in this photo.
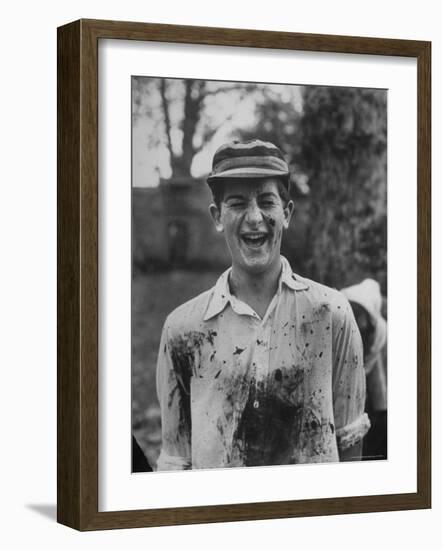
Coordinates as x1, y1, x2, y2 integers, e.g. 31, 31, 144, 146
331, 296, 370, 461
156, 322, 192, 470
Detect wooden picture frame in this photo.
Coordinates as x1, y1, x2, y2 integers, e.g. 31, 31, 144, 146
57, 18, 431, 530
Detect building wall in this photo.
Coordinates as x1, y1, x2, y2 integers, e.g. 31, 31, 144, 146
132, 178, 231, 271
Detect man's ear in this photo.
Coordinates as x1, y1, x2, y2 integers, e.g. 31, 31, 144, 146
209, 203, 224, 233
283, 200, 295, 229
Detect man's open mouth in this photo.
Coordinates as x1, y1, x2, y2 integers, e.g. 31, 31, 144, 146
241, 233, 268, 248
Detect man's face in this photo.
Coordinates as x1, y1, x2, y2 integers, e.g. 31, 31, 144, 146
209, 178, 294, 275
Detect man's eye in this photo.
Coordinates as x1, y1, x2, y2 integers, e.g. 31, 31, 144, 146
260, 201, 275, 207
229, 202, 245, 208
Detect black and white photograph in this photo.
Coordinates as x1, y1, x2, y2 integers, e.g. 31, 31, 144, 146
1, 0, 436, 542
131, 76, 388, 473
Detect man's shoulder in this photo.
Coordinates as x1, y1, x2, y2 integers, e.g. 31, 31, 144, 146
165, 287, 214, 335
293, 273, 342, 302
293, 273, 353, 318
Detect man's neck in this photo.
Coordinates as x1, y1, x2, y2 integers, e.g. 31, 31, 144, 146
229, 257, 282, 318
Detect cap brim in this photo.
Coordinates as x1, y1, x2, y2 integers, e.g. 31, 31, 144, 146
207, 166, 289, 184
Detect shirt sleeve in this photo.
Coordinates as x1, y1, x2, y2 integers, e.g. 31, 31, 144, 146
156, 321, 192, 470
331, 296, 370, 461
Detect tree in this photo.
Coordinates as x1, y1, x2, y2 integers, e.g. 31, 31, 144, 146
298, 86, 387, 290
132, 77, 258, 178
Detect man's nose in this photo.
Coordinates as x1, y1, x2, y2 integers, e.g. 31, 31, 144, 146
245, 201, 264, 225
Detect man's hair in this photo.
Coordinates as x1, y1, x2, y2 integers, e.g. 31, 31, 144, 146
209, 178, 291, 210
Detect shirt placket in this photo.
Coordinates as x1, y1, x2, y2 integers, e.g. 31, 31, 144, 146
251, 325, 270, 409
250, 296, 277, 409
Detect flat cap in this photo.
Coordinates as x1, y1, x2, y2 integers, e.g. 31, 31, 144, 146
207, 139, 290, 188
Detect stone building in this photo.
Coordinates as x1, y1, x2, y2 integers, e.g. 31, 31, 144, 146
132, 177, 231, 272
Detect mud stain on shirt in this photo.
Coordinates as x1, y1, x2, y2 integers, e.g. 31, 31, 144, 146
231, 366, 305, 466
206, 330, 218, 346
168, 331, 208, 442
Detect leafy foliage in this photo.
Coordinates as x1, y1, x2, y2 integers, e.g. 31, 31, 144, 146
298, 86, 387, 291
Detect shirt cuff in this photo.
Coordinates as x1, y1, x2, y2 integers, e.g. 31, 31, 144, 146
336, 413, 371, 451
156, 450, 191, 471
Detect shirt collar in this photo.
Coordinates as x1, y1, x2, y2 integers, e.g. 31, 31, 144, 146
203, 268, 231, 321
279, 255, 310, 292
203, 256, 308, 322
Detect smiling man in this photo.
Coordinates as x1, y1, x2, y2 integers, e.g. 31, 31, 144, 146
156, 139, 369, 470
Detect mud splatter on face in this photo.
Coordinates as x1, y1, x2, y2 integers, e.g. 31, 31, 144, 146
233, 346, 245, 355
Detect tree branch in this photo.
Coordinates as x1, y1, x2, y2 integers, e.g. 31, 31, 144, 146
159, 80, 173, 156
201, 83, 258, 100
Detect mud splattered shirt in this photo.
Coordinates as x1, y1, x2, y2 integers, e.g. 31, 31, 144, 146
156, 257, 368, 470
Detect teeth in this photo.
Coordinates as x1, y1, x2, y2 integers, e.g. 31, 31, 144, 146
242, 234, 267, 246
243, 234, 266, 240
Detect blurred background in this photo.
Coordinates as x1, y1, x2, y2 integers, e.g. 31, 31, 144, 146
131, 77, 387, 469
